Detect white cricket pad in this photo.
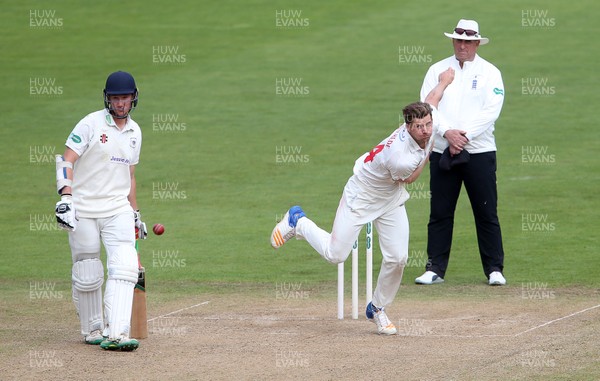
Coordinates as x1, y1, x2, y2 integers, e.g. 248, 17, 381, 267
72, 258, 104, 335
55, 155, 73, 194
105, 245, 138, 339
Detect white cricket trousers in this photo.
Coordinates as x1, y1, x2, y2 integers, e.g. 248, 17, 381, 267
69, 212, 136, 263
295, 194, 409, 308
68, 211, 137, 338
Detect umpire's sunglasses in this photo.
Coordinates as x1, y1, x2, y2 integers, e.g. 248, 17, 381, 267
454, 28, 478, 37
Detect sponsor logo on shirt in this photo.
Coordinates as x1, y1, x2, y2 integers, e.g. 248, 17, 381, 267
386, 131, 399, 147
69, 133, 81, 144
100, 134, 109, 144
130, 137, 137, 148
110, 156, 130, 165
493, 88, 504, 95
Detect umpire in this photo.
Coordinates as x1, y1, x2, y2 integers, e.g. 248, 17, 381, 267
415, 19, 506, 286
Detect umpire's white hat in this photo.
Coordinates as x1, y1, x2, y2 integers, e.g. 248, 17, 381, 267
444, 19, 489, 45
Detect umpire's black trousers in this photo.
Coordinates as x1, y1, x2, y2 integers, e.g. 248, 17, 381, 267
426, 151, 504, 278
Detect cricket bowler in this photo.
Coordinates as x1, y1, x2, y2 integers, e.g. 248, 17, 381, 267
54, 71, 147, 351
271, 69, 454, 335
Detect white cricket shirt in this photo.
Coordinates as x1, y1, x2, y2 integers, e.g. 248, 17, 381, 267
65, 109, 142, 218
343, 119, 435, 222
420, 54, 504, 154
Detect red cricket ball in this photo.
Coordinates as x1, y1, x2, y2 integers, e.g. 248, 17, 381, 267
153, 223, 165, 235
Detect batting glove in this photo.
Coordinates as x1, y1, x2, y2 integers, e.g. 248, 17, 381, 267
55, 195, 77, 232
134, 210, 148, 239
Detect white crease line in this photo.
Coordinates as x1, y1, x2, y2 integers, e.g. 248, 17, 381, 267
203, 316, 325, 321
397, 334, 513, 338
147, 301, 211, 322
514, 303, 600, 336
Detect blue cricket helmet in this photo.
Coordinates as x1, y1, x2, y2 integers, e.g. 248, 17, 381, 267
103, 71, 138, 117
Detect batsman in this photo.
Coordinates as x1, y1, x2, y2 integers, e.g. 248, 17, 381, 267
54, 71, 147, 351
271, 69, 455, 335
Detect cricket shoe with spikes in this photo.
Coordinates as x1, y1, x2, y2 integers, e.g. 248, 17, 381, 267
270, 206, 305, 249
84, 329, 105, 345
366, 302, 397, 335
100, 335, 139, 351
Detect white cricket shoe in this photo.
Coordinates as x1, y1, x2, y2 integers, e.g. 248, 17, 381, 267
415, 271, 444, 285
270, 206, 305, 249
84, 329, 104, 345
366, 302, 397, 335
488, 271, 506, 286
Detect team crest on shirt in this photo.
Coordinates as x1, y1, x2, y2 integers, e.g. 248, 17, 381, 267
100, 134, 109, 144
130, 137, 137, 148
399, 127, 407, 142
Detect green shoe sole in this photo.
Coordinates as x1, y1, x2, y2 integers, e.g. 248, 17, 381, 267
119, 340, 139, 352
100, 339, 119, 350
85, 338, 104, 345
100, 338, 139, 351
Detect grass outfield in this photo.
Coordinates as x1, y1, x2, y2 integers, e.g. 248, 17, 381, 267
1, 0, 598, 298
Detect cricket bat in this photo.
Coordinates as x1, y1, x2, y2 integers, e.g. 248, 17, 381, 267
130, 227, 148, 339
